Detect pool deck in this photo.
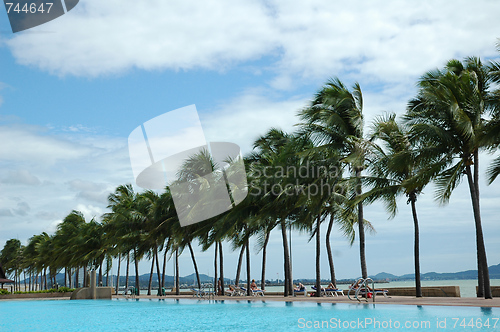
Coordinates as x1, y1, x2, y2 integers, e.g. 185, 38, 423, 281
111, 294, 500, 308
3, 294, 500, 307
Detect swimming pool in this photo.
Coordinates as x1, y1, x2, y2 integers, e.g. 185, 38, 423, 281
0, 299, 498, 331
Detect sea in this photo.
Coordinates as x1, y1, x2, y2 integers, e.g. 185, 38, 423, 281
258, 279, 500, 298
151, 279, 500, 298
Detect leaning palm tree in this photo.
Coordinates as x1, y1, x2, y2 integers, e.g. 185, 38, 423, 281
405, 57, 493, 299
299, 78, 370, 279
358, 113, 434, 297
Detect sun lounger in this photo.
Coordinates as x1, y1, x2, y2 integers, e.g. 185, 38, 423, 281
293, 288, 307, 297
240, 287, 265, 297
251, 289, 265, 297
362, 288, 389, 298
325, 288, 344, 297
350, 287, 390, 298
191, 288, 203, 298
311, 286, 344, 297
232, 286, 246, 296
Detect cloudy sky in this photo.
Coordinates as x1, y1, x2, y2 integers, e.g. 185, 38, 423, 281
1, 0, 500, 281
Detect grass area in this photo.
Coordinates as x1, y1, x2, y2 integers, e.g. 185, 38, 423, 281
0, 287, 75, 295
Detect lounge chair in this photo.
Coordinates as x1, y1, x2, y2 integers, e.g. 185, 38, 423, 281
191, 288, 203, 298
251, 289, 265, 297
293, 287, 307, 297
240, 287, 265, 297
359, 288, 389, 298
311, 286, 344, 297
325, 288, 344, 297
232, 286, 246, 296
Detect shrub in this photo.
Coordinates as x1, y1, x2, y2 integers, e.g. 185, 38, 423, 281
0, 289, 10, 295
11, 288, 75, 294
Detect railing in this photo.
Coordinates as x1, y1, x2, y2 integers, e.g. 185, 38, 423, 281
347, 277, 376, 303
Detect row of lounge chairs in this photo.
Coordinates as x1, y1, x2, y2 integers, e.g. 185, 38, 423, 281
295, 285, 389, 298
191, 284, 389, 298
191, 285, 265, 298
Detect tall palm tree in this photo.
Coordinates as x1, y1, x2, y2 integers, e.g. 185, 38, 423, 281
299, 78, 370, 279
405, 57, 493, 299
0, 239, 22, 291
105, 184, 143, 293
359, 113, 433, 297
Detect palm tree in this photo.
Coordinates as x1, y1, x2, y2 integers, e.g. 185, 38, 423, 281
0, 239, 22, 291
299, 78, 370, 279
405, 57, 493, 299
105, 184, 143, 294
358, 113, 433, 297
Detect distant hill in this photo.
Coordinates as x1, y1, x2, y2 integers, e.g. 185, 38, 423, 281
44, 272, 229, 289
21, 263, 500, 288
369, 263, 500, 281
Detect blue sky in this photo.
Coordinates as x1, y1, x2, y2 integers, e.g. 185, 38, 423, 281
1, 0, 500, 282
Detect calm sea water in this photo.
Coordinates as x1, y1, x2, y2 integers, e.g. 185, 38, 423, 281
0, 299, 498, 331
159, 279, 500, 298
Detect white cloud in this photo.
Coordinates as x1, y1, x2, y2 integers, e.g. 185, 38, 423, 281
0, 124, 93, 165
6, 0, 277, 77
201, 91, 309, 153
1, 169, 41, 186
0, 123, 132, 244
5, 0, 500, 86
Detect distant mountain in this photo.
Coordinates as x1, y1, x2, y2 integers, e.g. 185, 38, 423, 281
369, 263, 500, 281
22, 263, 500, 288
28, 272, 228, 289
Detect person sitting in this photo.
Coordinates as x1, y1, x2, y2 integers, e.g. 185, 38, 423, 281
250, 279, 261, 291
226, 284, 236, 295
349, 279, 364, 289
294, 282, 305, 291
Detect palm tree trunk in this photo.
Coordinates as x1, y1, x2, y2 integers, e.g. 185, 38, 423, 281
187, 242, 201, 289
125, 252, 130, 290
280, 220, 290, 297
261, 232, 270, 290
147, 254, 155, 295
83, 266, 87, 288
466, 161, 492, 299
105, 260, 109, 287
99, 262, 103, 286
155, 248, 162, 295
246, 238, 251, 296
218, 241, 225, 296
235, 244, 245, 286
115, 254, 121, 295
175, 248, 180, 295
326, 214, 336, 288
475, 151, 491, 299
161, 249, 167, 288
289, 226, 293, 293
214, 242, 218, 294
356, 169, 367, 279
410, 194, 422, 298
477, 254, 484, 297
315, 215, 321, 297
64, 268, 67, 287
134, 249, 140, 295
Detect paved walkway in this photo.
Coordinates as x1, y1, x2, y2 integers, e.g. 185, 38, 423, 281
113, 294, 500, 307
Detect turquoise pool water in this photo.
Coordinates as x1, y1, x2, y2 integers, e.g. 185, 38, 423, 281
0, 299, 498, 331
